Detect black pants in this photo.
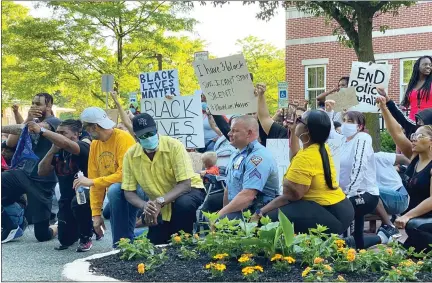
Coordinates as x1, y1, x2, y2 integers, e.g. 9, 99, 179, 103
58, 189, 93, 246
267, 198, 355, 235
1, 170, 55, 242
349, 193, 380, 249
147, 189, 205, 245
404, 216, 432, 253
200, 192, 224, 214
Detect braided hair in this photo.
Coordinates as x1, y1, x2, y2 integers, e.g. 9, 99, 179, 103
401, 56, 432, 108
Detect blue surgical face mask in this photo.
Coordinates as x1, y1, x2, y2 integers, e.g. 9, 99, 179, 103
129, 108, 136, 114
202, 102, 207, 111
139, 134, 159, 150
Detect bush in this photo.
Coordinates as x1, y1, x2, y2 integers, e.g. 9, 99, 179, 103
380, 131, 395, 153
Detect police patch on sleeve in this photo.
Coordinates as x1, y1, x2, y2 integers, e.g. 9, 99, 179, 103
249, 168, 262, 179
250, 155, 263, 167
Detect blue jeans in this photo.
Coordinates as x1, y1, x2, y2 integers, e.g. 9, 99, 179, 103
379, 186, 409, 215
3, 203, 24, 228
107, 183, 146, 247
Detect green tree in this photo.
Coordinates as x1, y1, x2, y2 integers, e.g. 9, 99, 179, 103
236, 36, 285, 114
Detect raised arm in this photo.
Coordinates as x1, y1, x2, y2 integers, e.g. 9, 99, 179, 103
110, 91, 134, 135
12, 105, 24, 124
213, 115, 231, 140
207, 113, 223, 137
256, 83, 275, 135
316, 87, 339, 101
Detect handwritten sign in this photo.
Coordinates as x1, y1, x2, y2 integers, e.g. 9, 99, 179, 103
327, 139, 341, 183
194, 51, 209, 61
348, 62, 392, 113
139, 69, 180, 99
141, 95, 204, 148
278, 82, 289, 108
105, 109, 119, 124
193, 54, 256, 115
326, 87, 359, 112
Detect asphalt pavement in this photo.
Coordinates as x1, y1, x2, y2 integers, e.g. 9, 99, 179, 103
1, 222, 114, 281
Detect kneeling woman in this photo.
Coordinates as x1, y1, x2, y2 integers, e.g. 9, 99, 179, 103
252, 110, 354, 235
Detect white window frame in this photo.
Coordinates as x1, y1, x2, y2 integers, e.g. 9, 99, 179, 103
399, 57, 418, 103
304, 65, 327, 101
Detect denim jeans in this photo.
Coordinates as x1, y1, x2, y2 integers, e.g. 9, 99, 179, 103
379, 186, 409, 215
2, 202, 24, 228
107, 183, 146, 247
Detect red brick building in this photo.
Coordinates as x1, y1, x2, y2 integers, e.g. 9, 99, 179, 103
285, 2, 432, 107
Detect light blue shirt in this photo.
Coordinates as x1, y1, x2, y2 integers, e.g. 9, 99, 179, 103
226, 140, 279, 204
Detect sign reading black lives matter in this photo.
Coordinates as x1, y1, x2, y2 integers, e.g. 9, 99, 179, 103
348, 62, 392, 113
141, 95, 204, 148
193, 54, 256, 115
139, 69, 180, 99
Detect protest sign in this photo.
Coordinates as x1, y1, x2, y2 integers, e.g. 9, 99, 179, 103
188, 152, 204, 173
128, 93, 137, 103
278, 82, 289, 108
193, 54, 256, 115
348, 62, 392, 113
105, 109, 119, 124
326, 87, 359, 112
139, 69, 180, 99
101, 74, 114, 93
327, 139, 341, 183
194, 51, 209, 61
141, 95, 204, 148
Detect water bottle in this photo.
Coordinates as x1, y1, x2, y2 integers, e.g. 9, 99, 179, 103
76, 171, 87, 205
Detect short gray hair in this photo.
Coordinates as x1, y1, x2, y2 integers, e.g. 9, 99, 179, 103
233, 115, 259, 133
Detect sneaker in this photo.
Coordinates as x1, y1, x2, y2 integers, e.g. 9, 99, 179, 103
343, 236, 356, 248
377, 227, 396, 245
380, 224, 401, 238
76, 239, 93, 252
1, 227, 24, 243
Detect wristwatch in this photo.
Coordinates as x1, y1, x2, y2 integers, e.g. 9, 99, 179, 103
40, 127, 47, 135
255, 209, 263, 217
156, 197, 165, 207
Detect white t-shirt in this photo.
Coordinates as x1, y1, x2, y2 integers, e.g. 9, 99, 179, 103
339, 132, 379, 198
374, 152, 403, 191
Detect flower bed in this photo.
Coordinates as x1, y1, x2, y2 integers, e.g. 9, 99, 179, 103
89, 211, 432, 282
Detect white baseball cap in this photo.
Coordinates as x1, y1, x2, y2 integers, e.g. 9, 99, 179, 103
80, 107, 115, 129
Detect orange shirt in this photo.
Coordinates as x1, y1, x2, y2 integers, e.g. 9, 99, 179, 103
205, 166, 220, 176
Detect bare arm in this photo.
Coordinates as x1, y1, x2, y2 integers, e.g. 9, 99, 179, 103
316, 87, 338, 101
12, 106, 24, 124
289, 124, 300, 161
256, 84, 274, 135
223, 188, 229, 207
110, 92, 134, 136
1, 124, 24, 135
218, 189, 257, 217
395, 154, 411, 166
207, 114, 223, 137
124, 190, 148, 211
162, 179, 191, 204
37, 147, 57, 176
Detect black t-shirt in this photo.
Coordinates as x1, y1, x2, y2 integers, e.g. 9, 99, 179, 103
21, 116, 62, 183
405, 156, 432, 217
53, 141, 90, 199
268, 122, 289, 139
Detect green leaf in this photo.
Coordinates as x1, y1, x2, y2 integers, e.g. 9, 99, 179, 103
278, 209, 295, 248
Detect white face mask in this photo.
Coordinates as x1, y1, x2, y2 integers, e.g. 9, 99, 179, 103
341, 123, 359, 138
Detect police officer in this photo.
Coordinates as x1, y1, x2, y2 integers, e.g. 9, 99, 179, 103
217, 115, 279, 218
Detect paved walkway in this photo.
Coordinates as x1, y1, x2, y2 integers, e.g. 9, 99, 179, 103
1, 223, 114, 281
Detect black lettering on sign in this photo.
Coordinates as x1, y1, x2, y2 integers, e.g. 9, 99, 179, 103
186, 135, 198, 148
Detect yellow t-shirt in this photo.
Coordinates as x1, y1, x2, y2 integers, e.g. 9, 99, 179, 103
88, 128, 136, 216
284, 144, 345, 206
122, 135, 204, 221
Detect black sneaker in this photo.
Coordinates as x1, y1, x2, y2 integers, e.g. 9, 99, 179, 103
380, 224, 401, 238
377, 226, 396, 245
76, 239, 93, 252
343, 236, 356, 248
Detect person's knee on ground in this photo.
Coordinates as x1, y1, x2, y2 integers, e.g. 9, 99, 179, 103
34, 220, 55, 242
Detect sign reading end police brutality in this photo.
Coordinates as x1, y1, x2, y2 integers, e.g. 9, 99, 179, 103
193, 54, 256, 115
141, 95, 204, 148
139, 69, 180, 98
348, 62, 392, 113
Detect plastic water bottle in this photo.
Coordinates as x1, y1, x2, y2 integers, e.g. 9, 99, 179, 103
76, 171, 87, 205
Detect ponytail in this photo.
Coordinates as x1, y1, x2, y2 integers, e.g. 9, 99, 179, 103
319, 143, 336, 190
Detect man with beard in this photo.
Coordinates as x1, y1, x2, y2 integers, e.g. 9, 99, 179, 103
1, 93, 61, 243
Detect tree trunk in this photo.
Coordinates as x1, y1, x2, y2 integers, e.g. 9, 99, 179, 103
356, 12, 381, 152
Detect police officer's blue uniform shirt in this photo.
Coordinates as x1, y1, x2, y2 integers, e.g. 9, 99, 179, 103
226, 140, 279, 204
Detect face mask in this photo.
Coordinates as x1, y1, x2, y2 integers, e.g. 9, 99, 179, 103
139, 134, 159, 150
341, 123, 358, 138
202, 103, 207, 111
129, 108, 136, 114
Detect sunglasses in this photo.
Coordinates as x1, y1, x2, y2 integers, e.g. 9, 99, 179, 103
137, 131, 157, 140
295, 116, 307, 126
410, 133, 431, 142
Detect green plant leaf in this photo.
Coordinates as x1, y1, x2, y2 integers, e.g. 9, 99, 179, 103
278, 209, 295, 248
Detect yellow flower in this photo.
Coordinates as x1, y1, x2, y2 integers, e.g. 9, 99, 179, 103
173, 236, 182, 243
271, 254, 283, 261
317, 271, 324, 277
337, 275, 346, 282
346, 249, 356, 262
242, 253, 253, 258
359, 249, 367, 254
194, 233, 200, 240
214, 263, 226, 272
254, 265, 264, 272
205, 263, 212, 269
338, 247, 347, 253
396, 269, 402, 275
302, 267, 312, 277
314, 257, 324, 264
417, 261, 424, 265
238, 256, 250, 263
213, 253, 229, 260
242, 266, 255, 275
284, 256, 296, 264
386, 248, 393, 256
120, 238, 127, 242
335, 239, 346, 248
184, 233, 191, 239
400, 259, 414, 267
137, 263, 145, 274
324, 264, 332, 272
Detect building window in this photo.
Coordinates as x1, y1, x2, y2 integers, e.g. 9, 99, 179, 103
376, 60, 388, 65
400, 58, 417, 103
305, 65, 326, 109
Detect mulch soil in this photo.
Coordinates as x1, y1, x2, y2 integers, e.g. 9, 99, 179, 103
89, 246, 432, 282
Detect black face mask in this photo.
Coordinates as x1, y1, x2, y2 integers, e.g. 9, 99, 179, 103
416, 108, 432, 127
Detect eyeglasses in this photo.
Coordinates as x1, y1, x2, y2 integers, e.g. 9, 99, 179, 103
410, 133, 431, 142
137, 131, 156, 140
295, 116, 307, 126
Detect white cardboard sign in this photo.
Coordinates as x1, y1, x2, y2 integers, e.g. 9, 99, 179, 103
139, 69, 180, 99
348, 62, 392, 113
141, 95, 204, 148
193, 54, 256, 115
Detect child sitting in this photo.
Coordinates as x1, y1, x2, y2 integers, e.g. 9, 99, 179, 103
200, 151, 219, 177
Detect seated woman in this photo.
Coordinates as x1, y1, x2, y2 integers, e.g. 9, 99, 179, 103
251, 110, 354, 235
377, 95, 432, 253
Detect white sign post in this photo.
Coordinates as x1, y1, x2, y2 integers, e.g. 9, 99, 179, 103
278, 82, 288, 108
139, 69, 180, 99
194, 51, 209, 61
193, 54, 256, 115
141, 95, 204, 148
101, 74, 114, 109
348, 62, 392, 113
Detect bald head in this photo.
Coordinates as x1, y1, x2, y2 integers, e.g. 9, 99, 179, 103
234, 115, 259, 134
229, 115, 259, 149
